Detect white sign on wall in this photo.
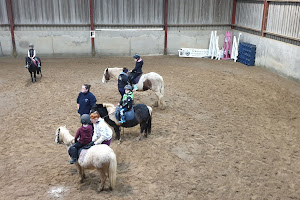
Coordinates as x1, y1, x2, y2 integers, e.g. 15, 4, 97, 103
90, 31, 95, 38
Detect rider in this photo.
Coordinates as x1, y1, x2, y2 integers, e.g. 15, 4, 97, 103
119, 84, 134, 123
129, 54, 143, 90
24, 44, 41, 68
118, 67, 130, 99
68, 114, 93, 164
90, 111, 113, 146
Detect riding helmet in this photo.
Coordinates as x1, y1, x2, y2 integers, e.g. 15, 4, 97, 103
124, 84, 133, 91
81, 114, 91, 124
29, 43, 34, 47
133, 54, 140, 59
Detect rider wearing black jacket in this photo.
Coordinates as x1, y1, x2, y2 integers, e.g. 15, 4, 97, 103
129, 54, 143, 84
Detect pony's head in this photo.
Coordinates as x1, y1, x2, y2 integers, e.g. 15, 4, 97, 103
91, 103, 109, 118
102, 68, 110, 83
102, 68, 124, 84
28, 59, 38, 72
55, 125, 74, 145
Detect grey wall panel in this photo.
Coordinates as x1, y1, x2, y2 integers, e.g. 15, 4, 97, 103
14, 25, 90, 31
12, 0, 90, 24
234, 30, 300, 80
235, 1, 264, 30
0, 0, 9, 24
94, 0, 164, 25
267, 2, 300, 39
0, 31, 12, 55
168, 0, 232, 25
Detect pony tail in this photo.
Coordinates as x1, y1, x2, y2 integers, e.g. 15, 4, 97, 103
109, 151, 117, 190
146, 106, 152, 134
160, 78, 164, 96
146, 115, 152, 134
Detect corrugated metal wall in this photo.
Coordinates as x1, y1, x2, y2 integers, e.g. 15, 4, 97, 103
0, 0, 8, 24
168, 0, 232, 31
94, 0, 164, 25
235, 1, 263, 31
168, 0, 232, 24
9, 0, 90, 31
0, 0, 299, 44
12, 0, 90, 24
235, 0, 299, 45
267, 2, 300, 39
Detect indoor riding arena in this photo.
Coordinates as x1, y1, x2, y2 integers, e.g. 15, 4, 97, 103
0, 1, 299, 200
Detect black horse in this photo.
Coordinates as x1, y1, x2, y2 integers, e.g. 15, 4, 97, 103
27, 57, 42, 82
91, 103, 152, 142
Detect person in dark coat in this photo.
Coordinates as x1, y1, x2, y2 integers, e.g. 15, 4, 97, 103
129, 54, 143, 87
118, 67, 130, 99
77, 84, 97, 116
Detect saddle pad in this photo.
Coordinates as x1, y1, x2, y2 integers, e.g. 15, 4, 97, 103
78, 149, 88, 163
134, 75, 141, 84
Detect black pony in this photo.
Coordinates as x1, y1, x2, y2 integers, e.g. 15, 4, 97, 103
27, 57, 42, 82
91, 103, 152, 142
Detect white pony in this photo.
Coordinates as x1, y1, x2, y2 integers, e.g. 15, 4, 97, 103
55, 126, 117, 191
102, 67, 165, 108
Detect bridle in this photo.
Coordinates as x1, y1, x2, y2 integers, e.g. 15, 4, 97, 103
105, 69, 110, 81
56, 129, 64, 144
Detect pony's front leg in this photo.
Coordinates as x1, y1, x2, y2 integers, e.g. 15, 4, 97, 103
30, 72, 34, 82
33, 71, 37, 82
114, 126, 121, 143
77, 164, 85, 183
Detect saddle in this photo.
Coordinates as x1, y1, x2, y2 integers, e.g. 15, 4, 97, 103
129, 73, 142, 84
115, 106, 135, 121
77, 141, 94, 163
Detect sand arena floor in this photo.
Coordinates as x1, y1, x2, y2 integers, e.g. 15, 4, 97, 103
0, 56, 299, 200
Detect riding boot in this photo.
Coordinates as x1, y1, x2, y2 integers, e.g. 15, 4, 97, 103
119, 112, 126, 123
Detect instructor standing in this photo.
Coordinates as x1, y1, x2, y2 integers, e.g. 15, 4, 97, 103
77, 84, 97, 116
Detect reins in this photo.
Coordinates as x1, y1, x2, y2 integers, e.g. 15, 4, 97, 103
102, 111, 116, 119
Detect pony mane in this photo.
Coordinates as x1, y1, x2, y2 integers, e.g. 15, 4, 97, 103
103, 103, 115, 108
102, 103, 116, 115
